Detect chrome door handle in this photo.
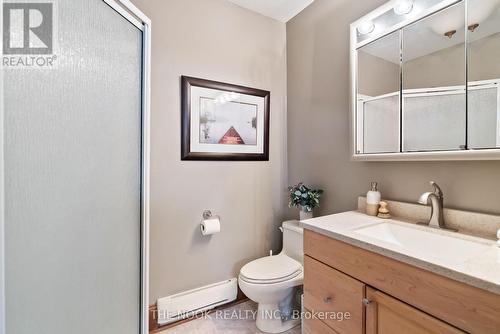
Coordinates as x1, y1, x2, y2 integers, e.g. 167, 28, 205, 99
362, 298, 372, 306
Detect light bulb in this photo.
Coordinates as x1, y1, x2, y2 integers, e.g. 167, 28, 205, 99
394, 0, 414, 15
357, 20, 375, 35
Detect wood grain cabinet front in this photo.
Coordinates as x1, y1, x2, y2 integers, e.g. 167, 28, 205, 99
303, 255, 365, 334
365, 287, 465, 334
303, 230, 500, 334
303, 312, 340, 334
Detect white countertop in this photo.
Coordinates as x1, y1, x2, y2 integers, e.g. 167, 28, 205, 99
300, 211, 500, 295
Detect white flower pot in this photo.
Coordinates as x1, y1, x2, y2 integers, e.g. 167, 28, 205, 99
299, 208, 313, 221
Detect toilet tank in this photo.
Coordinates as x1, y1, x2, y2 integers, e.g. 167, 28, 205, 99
282, 220, 304, 264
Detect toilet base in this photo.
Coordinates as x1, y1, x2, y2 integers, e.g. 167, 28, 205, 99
255, 303, 301, 334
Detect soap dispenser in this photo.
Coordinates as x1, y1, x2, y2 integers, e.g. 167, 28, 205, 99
366, 182, 381, 216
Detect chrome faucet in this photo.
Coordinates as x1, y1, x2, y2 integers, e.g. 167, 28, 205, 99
418, 181, 454, 231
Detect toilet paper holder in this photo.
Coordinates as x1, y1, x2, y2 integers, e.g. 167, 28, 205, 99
200, 210, 221, 236
203, 210, 213, 219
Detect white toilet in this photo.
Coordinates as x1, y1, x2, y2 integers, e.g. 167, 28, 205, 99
238, 221, 303, 333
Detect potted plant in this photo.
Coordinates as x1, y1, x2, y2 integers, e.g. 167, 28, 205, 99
288, 183, 324, 220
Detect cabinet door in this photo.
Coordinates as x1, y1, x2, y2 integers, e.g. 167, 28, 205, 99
304, 256, 365, 334
303, 310, 339, 334
365, 287, 465, 334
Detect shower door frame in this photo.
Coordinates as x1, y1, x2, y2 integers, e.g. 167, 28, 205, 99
0, 0, 152, 333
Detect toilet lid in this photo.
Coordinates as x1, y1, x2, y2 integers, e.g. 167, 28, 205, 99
240, 254, 302, 284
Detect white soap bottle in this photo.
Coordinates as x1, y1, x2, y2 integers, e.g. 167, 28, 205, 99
366, 182, 381, 216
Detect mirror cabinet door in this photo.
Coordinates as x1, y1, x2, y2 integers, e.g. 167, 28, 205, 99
401, 1, 466, 152
353, 0, 500, 158
467, 0, 500, 149
357, 31, 401, 154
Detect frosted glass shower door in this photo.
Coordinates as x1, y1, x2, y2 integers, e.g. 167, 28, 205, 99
1, 0, 146, 333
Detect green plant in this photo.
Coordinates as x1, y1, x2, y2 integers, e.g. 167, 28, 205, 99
288, 183, 324, 212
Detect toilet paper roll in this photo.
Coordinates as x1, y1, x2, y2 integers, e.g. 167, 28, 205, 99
200, 216, 221, 236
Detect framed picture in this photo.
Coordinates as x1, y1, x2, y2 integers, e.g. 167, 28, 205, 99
181, 76, 270, 161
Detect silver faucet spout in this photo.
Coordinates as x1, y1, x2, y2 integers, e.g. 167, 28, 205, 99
418, 192, 433, 205
418, 181, 449, 230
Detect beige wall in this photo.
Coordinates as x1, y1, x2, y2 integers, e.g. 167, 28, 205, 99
358, 52, 400, 97
287, 0, 500, 218
405, 33, 500, 89
133, 0, 287, 301
360, 34, 500, 93
469, 32, 500, 81
404, 42, 465, 89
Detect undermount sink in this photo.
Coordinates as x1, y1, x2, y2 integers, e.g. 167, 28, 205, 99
353, 222, 491, 264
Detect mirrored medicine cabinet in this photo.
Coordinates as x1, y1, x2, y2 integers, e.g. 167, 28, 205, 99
351, 0, 500, 160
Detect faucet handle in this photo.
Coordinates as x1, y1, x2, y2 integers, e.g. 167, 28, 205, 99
430, 181, 443, 198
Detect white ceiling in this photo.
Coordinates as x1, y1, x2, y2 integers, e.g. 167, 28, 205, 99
226, 0, 314, 22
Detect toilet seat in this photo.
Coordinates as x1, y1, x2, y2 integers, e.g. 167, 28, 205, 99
239, 254, 303, 284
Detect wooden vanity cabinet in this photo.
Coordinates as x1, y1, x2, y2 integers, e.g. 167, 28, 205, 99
303, 229, 500, 334
303, 315, 340, 334
304, 256, 364, 334
365, 287, 463, 334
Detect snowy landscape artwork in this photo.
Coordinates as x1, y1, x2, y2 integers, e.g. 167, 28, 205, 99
199, 97, 258, 146
182, 76, 270, 161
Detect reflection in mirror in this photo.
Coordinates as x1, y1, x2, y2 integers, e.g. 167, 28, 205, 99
402, 1, 466, 152
357, 31, 400, 154
355, 0, 448, 45
467, 0, 500, 149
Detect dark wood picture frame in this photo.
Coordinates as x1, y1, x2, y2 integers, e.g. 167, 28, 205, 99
181, 76, 270, 161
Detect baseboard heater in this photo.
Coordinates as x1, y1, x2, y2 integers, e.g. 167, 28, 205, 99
157, 278, 238, 326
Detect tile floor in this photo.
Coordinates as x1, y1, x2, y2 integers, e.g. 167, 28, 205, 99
159, 301, 301, 334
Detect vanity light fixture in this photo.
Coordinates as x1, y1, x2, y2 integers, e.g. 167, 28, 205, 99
444, 29, 457, 38
468, 23, 479, 32
394, 0, 414, 15
357, 20, 375, 35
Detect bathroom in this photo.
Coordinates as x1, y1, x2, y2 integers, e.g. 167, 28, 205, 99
1, 0, 500, 333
